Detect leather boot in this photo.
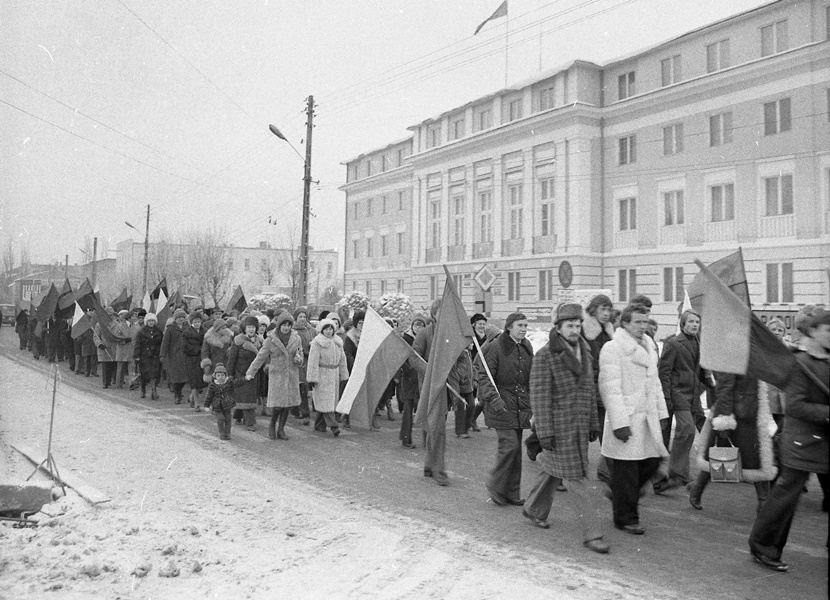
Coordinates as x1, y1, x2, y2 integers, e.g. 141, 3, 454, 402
688, 471, 710, 510
277, 409, 289, 440
268, 410, 278, 440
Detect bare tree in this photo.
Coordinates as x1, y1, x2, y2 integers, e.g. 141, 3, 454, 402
20, 244, 30, 269
2, 240, 14, 284
259, 251, 280, 286
185, 227, 232, 308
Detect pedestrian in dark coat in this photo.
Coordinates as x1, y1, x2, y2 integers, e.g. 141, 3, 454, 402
15, 309, 29, 350
581, 294, 614, 482
80, 318, 97, 376
397, 315, 425, 447
200, 318, 233, 380
524, 304, 608, 553
749, 309, 829, 572
182, 312, 206, 408
292, 307, 315, 424
340, 311, 364, 429
226, 316, 263, 430
28, 317, 42, 359
133, 313, 164, 399
160, 309, 189, 403
204, 363, 248, 441
93, 316, 116, 388
477, 312, 534, 505
60, 317, 75, 371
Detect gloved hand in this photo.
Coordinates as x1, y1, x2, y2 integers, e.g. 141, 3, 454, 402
539, 437, 554, 451
613, 426, 632, 442
589, 430, 600, 443
307, 382, 315, 390
716, 430, 730, 441
489, 396, 507, 413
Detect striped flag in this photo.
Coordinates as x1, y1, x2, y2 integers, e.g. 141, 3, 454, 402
226, 285, 247, 314
474, 0, 508, 35
336, 307, 416, 429
70, 302, 92, 339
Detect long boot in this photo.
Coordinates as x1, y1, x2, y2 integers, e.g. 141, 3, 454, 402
277, 409, 289, 440
688, 471, 710, 510
269, 409, 278, 440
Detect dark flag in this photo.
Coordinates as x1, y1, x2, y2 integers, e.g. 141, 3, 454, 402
688, 248, 749, 313
57, 278, 75, 318
60, 278, 72, 294
110, 288, 130, 312
34, 284, 60, 323
65, 279, 95, 312
90, 296, 131, 344
150, 278, 168, 301
70, 302, 92, 339
226, 285, 247, 314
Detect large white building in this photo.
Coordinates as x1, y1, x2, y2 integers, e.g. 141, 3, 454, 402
342, 0, 830, 331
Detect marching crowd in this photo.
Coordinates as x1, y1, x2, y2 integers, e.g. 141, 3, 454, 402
9, 294, 829, 569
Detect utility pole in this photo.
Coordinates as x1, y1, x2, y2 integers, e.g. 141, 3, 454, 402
299, 95, 314, 307
142, 204, 150, 295
91, 237, 98, 288
64, 254, 68, 277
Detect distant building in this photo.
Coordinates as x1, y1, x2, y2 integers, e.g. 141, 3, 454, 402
4, 259, 117, 308
341, 0, 830, 330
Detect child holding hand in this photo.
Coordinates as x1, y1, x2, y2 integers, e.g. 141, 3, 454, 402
204, 363, 248, 440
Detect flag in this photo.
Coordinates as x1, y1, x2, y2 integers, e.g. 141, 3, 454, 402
474, 0, 508, 35
415, 267, 474, 434
156, 289, 171, 326
693, 259, 795, 389
61, 278, 72, 294
34, 284, 60, 323
150, 278, 168, 301
688, 249, 749, 314
90, 296, 132, 344
110, 288, 130, 312
336, 307, 416, 429
63, 278, 94, 311
70, 302, 92, 339
226, 285, 247, 314
142, 291, 152, 311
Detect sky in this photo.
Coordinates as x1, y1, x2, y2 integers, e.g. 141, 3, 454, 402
0, 0, 771, 268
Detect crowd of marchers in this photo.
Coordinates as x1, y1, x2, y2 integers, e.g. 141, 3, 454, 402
6, 294, 828, 570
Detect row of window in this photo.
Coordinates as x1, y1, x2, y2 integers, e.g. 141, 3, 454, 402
352, 279, 407, 296
353, 232, 407, 260
353, 190, 408, 220
617, 17, 794, 101
228, 258, 334, 278
618, 97, 791, 165
350, 146, 412, 181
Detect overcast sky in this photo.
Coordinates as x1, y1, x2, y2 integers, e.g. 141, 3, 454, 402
1, 0, 770, 267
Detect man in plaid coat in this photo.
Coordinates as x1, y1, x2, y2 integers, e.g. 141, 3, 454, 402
524, 303, 608, 554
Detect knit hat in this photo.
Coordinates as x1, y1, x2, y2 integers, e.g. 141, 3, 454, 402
257, 315, 270, 327
144, 312, 158, 324
317, 318, 338, 334
242, 315, 259, 330
504, 312, 527, 331
189, 311, 204, 323
294, 306, 309, 319
173, 309, 187, 320
226, 316, 238, 329
213, 363, 227, 376
137, 308, 147, 318
554, 303, 583, 324
411, 313, 427, 327
212, 318, 227, 331
470, 313, 487, 326
118, 309, 129, 317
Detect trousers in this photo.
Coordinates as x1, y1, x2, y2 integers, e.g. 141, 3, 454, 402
667, 410, 695, 483
608, 457, 660, 526
487, 429, 524, 503
524, 471, 605, 542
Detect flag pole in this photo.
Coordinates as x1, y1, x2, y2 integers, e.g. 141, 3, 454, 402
472, 335, 501, 403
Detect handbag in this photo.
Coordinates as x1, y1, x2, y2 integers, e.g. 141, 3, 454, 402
709, 438, 742, 483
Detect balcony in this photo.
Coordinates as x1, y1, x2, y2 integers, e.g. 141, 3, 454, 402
533, 235, 557, 254
425, 247, 441, 263
473, 241, 493, 259
705, 220, 735, 243
613, 230, 638, 249
660, 224, 686, 247
758, 214, 794, 238
501, 237, 524, 256
447, 245, 466, 262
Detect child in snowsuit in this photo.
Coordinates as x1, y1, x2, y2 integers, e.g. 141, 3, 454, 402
204, 363, 248, 440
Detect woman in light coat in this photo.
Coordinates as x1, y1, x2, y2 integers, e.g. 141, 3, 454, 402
599, 304, 669, 534
246, 312, 303, 441
306, 319, 349, 436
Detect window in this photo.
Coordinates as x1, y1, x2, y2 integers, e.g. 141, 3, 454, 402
478, 190, 493, 243
507, 98, 522, 122
429, 192, 441, 249
365, 281, 371, 297
663, 266, 685, 302
397, 148, 405, 166
764, 98, 791, 135
452, 195, 465, 246
508, 184, 523, 239
664, 190, 685, 226
539, 269, 554, 301
508, 271, 521, 302
661, 55, 682, 86
761, 20, 788, 57
706, 39, 730, 73
366, 160, 372, 177
450, 117, 465, 140
381, 235, 388, 257
618, 71, 635, 100
398, 190, 406, 211
663, 123, 684, 155
540, 177, 555, 236
397, 232, 405, 254
380, 280, 387, 295
426, 125, 441, 149
429, 275, 438, 300
327, 262, 333, 278
353, 202, 359, 220
709, 112, 733, 146
350, 164, 359, 181
766, 263, 794, 302
396, 279, 404, 293
451, 275, 462, 300
381, 196, 387, 214
764, 174, 793, 216
710, 183, 735, 222
366, 238, 373, 258
619, 197, 637, 231
382, 155, 390, 172
352, 280, 358, 291
474, 107, 492, 132
353, 239, 359, 259
539, 85, 555, 110
619, 135, 636, 165
366, 198, 373, 217
618, 269, 636, 302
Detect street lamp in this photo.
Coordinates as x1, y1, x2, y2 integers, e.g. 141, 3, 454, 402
125, 204, 150, 295
269, 97, 314, 307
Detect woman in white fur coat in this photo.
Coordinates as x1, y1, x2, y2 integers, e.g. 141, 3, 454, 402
306, 319, 349, 436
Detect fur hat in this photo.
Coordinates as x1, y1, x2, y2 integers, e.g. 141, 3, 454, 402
504, 312, 527, 331
470, 313, 487, 326
554, 303, 583, 324
411, 313, 427, 327
257, 315, 270, 327
318, 310, 330, 320
212, 318, 227, 331
144, 312, 158, 324
317, 318, 338, 334
173, 309, 187, 320
293, 306, 309, 319
226, 316, 238, 329
137, 308, 147, 318
118, 309, 129, 317
242, 315, 259, 330
212, 363, 227, 376
275, 311, 295, 329
188, 311, 204, 323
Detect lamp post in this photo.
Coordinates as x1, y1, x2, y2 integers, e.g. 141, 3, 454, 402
125, 204, 150, 295
269, 95, 314, 307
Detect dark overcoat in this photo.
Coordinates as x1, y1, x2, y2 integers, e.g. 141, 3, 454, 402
226, 333, 263, 409
529, 330, 599, 479
780, 350, 829, 474
709, 374, 764, 470
476, 331, 534, 430
133, 325, 163, 380
658, 332, 712, 413
182, 325, 206, 390
160, 322, 188, 384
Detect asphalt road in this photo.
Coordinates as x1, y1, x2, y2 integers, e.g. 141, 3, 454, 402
1, 327, 826, 599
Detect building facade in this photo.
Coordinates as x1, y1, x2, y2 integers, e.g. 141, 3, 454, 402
341, 0, 830, 331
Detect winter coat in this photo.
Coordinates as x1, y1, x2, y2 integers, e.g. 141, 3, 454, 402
80, 327, 96, 357
530, 330, 599, 480
15, 311, 29, 336
204, 378, 247, 412
780, 349, 828, 474
447, 348, 474, 395
599, 327, 669, 461
226, 333, 263, 409
476, 331, 535, 430
160, 322, 188, 384
182, 325, 206, 390
397, 329, 421, 403
658, 332, 712, 413
306, 333, 349, 413
201, 326, 233, 374
112, 320, 133, 362
246, 317, 302, 408
343, 329, 359, 374
581, 314, 614, 388
412, 322, 470, 412
293, 322, 315, 383
93, 323, 115, 362
133, 325, 163, 380
694, 373, 776, 482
